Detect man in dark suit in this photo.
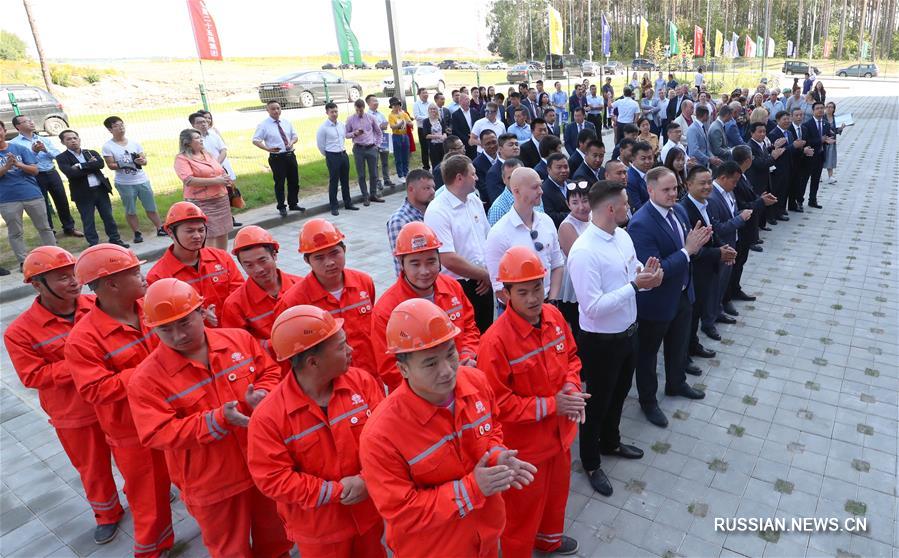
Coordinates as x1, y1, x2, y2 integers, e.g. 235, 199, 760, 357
628, 166, 712, 427
680, 166, 733, 356
563, 108, 596, 154
540, 153, 571, 228
666, 86, 687, 123
472, 129, 498, 200
484, 133, 520, 205
609, 124, 639, 161
534, 135, 563, 181
567, 128, 596, 175
706, 162, 752, 326
626, 141, 654, 212
767, 111, 795, 223
788, 106, 813, 212
745, 121, 781, 230
572, 140, 605, 184
543, 107, 562, 138
518, 118, 547, 168
731, 146, 778, 299
451, 93, 478, 159
801, 102, 833, 209
55, 129, 128, 247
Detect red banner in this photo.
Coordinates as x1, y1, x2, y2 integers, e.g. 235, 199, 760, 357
187, 0, 223, 60
694, 26, 705, 57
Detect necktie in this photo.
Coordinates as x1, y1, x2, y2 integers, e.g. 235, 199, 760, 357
795, 125, 801, 139
666, 210, 683, 248
578, 123, 583, 133
818, 119, 823, 137
274, 120, 290, 148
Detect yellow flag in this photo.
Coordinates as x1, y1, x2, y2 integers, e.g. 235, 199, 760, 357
639, 17, 649, 54
549, 7, 564, 55
714, 29, 723, 57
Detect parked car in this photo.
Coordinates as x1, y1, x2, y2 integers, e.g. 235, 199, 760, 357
631, 58, 657, 71
420, 62, 436, 66
836, 63, 878, 78
438, 59, 457, 69
526, 60, 545, 70
544, 54, 583, 79
603, 60, 625, 75
782, 60, 821, 75
338, 62, 370, 70
375, 59, 392, 69
454, 61, 479, 70
485, 61, 508, 70
506, 64, 543, 84
321, 63, 337, 70
381, 65, 446, 96
402, 61, 414, 67
0, 84, 68, 137
582, 60, 602, 76
257, 70, 363, 108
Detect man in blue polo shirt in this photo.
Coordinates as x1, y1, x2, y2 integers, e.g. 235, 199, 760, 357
0, 120, 57, 269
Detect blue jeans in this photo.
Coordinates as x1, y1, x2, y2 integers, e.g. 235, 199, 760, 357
392, 134, 410, 178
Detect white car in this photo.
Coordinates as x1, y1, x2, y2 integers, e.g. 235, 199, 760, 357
485, 61, 508, 70
381, 66, 446, 97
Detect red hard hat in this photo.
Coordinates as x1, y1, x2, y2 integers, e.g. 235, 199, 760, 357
143, 278, 205, 328
22, 246, 76, 283
74, 243, 146, 285
270, 305, 344, 361
393, 221, 442, 256
164, 201, 207, 232
298, 219, 345, 254
385, 298, 460, 354
496, 246, 546, 284
231, 225, 280, 255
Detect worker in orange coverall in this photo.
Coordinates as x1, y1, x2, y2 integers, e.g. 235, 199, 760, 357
4, 247, 124, 546
371, 221, 480, 391
274, 218, 377, 375
126, 278, 291, 558
359, 298, 538, 558
478, 246, 588, 556
65, 243, 174, 557
247, 304, 386, 558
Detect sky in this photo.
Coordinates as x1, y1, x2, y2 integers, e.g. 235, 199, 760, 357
4, 0, 492, 60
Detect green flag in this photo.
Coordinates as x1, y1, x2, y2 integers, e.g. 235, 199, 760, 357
669, 22, 680, 55
331, 0, 362, 66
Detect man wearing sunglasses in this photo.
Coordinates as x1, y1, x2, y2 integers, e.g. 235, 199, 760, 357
486, 167, 564, 313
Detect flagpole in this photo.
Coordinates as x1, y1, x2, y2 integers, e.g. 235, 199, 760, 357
588, 0, 593, 62
762, 0, 771, 72
186, 0, 210, 110
807, 0, 818, 69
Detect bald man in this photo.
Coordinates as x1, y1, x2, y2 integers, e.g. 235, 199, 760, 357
486, 167, 565, 309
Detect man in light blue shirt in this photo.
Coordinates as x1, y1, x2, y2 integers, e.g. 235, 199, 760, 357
446, 90, 461, 113
507, 108, 533, 142
316, 102, 357, 215
551, 81, 569, 124
763, 92, 784, 121
10, 115, 81, 236
585, 84, 604, 130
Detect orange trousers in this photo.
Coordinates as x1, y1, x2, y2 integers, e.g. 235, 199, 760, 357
297, 522, 386, 558
56, 423, 124, 525
110, 445, 174, 557
500, 448, 571, 557
185, 486, 292, 558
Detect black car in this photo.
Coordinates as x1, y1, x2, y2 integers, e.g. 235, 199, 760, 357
0, 84, 69, 137
782, 60, 821, 75
375, 59, 392, 69
631, 58, 657, 71
338, 62, 370, 70
506, 64, 543, 84
321, 63, 337, 70
257, 71, 363, 108
438, 59, 457, 69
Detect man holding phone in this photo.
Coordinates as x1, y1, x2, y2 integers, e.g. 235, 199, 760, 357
253, 101, 304, 218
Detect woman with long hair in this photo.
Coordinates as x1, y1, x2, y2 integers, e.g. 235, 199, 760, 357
812, 81, 826, 104
663, 147, 688, 199
823, 101, 845, 183
173, 128, 233, 249
636, 117, 659, 160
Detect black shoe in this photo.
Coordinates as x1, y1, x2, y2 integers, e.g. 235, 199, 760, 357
732, 290, 756, 302
750, 244, 763, 252
587, 468, 613, 496
331, 208, 339, 216
723, 302, 739, 316
156, 227, 167, 237
777, 214, 790, 221
94, 523, 118, 545
701, 325, 722, 340
793, 205, 805, 213
110, 239, 130, 248
759, 224, 772, 231
555, 535, 579, 555
690, 344, 716, 358
642, 404, 669, 427
767, 218, 778, 226
601, 444, 644, 459
278, 207, 288, 218
808, 201, 822, 209
369, 195, 386, 203
685, 362, 702, 376
665, 383, 706, 399
384, 178, 395, 186
64, 229, 85, 238
788, 204, 798, 211
363, 198, 371, 207
344, 204, 360, 211
0, 267, 9, 276
716, 314, 737, 324
232, 219, 243, 227
133, 231, 144, 244
755, 239, 764, 244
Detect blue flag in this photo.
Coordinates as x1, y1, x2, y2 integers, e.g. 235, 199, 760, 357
601, 14, 611, 57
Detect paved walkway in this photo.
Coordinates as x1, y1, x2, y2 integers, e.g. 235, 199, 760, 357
1, 94, 896, 558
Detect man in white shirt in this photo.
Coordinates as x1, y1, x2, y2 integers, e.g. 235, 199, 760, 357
424, 154, 493, 332
413, 88, 432, 170
485, 167, 563, 309
568, 180, 663, 497
366, 94, 394, 190
659, 122, 688, 165
316, 102, 358, 216
252, 100, 302, 217
470, 102, 507, 154
611, 88, 640, 143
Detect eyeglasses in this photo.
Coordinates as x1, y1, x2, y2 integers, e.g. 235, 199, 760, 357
485, 109, 497, 114
530, 229, 544, 252
566, 181, 591, 191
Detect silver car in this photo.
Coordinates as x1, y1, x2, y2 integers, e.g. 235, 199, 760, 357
381, 65, 446, 96
582, 61, 601, 76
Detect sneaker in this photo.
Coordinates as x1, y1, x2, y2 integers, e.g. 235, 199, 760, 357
384, 178, 395, 186
0, 267, 9, 277
827, 177, 837, 184
94, 523, 119, 545
110, 239, 130, 248
554, 535, 579, 555
133, 231, 144, 244
156, 227, 168, 237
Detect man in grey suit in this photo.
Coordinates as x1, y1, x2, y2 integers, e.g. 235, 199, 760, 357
707, 104, 733, 164
687, 105, 722, 169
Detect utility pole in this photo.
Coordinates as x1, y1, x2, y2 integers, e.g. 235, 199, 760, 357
384, 0, 404, 108
588, 0, 594, 61
808, 0, 818, 64
706, 0, 712, 66
22, 0, 54, 96
569, 0, 575, 55
762, 0, 772, 70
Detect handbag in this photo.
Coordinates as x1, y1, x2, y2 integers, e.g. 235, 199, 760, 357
228, 185, 245, 209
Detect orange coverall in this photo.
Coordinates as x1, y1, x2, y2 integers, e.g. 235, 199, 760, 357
478, 303, 581, 557
4, 294, 124, 525
65, 301, 173, 557
127, 328, 291, 558
220, 270, 301, 340
146, 246, 244, 324
275, 269, 377, 376
371, 273, 480, 391
247, 367, 385, 558
359, 367, 508, 558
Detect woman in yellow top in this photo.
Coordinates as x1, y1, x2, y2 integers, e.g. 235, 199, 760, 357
173, 128, 233, 249
636, 117, 659, 161
387, 97, 412, 179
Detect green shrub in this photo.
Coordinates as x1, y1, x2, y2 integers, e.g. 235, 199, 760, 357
50, 66, 72, 87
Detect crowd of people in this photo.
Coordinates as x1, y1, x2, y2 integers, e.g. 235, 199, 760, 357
1, 70, 848, 557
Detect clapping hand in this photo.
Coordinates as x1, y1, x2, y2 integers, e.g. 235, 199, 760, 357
555, 383, 590, 423
738, 209, 753, 221
635, 256, 664, 289
223, 400, 250, 427
720, 244, 737, 265
684, 221, 713, 255
774, 137, 787, 147
473, 452, 514, 496
803, 146, 814, 156
245, 384, 268, 409
761, 192, 778, 206
338, 475, 368, 505
496, 450, 538, 490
